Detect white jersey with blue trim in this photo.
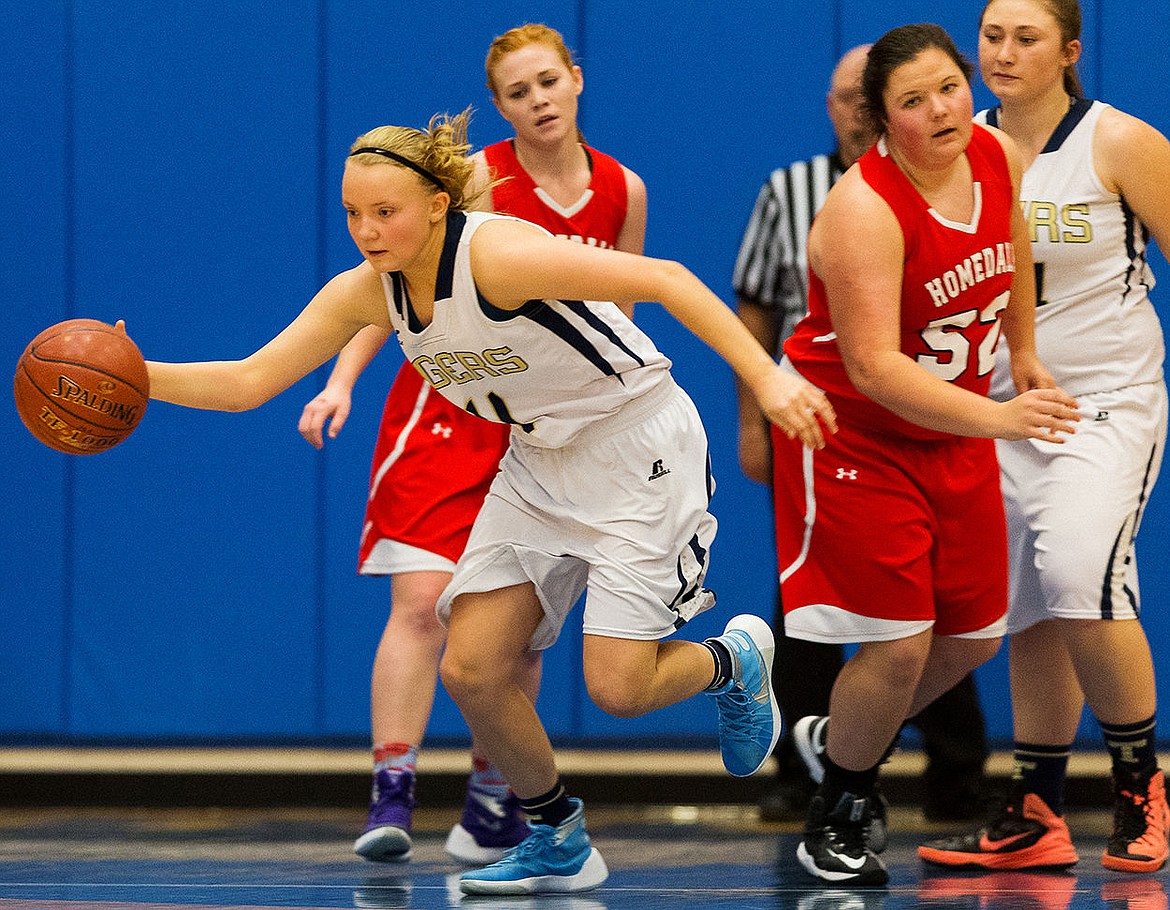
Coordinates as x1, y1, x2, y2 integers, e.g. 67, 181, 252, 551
980, 99, 1162, 399
382, 210, 672, 448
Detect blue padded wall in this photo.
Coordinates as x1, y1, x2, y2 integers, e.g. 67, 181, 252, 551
3, 0, 1169, 748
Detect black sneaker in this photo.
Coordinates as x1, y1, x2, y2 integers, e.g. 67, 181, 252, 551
918, 792, 1078, 870
797, 790, 889, 886
792, 716, 888, 853
1102, 767, 1169, 873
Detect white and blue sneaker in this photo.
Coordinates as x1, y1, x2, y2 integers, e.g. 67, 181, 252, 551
459, 798, 608, 895
707, 614, 782, 777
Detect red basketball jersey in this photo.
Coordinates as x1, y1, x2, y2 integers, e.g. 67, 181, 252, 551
484, 140, 628, 248
785, 124, 1017, 440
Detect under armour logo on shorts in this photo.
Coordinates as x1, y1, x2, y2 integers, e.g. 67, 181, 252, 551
431, 422, 453, 438
836, 467, 858, 481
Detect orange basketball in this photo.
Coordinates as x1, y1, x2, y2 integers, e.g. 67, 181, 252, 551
13, 318, 150, 455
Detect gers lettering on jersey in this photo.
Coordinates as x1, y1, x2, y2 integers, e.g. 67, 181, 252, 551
923, 243, 1016, 308
1023, 200, 1092, 244
413, 347, 529, 391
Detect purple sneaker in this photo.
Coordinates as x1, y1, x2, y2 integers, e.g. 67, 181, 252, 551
353, 768, 415, 862
444, 788, 530, 865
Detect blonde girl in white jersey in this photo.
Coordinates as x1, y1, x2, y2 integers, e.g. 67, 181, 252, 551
919, 0, 1170, 875
142, 109, 837, 896
297, 25, 648, 867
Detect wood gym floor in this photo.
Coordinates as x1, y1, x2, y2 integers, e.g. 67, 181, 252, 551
0, 747, 1162, 909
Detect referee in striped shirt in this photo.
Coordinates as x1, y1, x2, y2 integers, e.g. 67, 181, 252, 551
732, 44, 990, 825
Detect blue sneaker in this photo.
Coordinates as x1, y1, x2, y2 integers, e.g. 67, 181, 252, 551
459, 798, 608, 895
353, 768, 414, 862
444, 787, 529, 865
707, 614, 782, 777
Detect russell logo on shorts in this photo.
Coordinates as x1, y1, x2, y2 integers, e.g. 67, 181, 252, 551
648, 459, 672, 481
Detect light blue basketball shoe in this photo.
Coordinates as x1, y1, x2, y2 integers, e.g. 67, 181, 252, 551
459, 797, 608, 895
707, 614, 782, 777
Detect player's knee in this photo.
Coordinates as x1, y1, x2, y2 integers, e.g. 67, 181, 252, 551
887, 655, 929, 692
388, 600, 447, 643
439, 650, 494, 706
931, 635, 1000, 681
863, 636, 931, 690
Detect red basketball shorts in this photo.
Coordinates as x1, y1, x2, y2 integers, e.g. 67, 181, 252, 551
771, 419, 1008, 642
358, 362, 510, 573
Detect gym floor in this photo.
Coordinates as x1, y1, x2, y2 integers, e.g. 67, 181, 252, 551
0, 748, 1159, 909
0, 802, 1159, 909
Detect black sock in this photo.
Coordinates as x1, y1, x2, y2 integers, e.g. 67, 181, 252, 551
521, 782, 575, 827
822, 752, 880, 800
1100, 715, 1159, 783
1013, 741, 1071, 815
702, 638, 734, 691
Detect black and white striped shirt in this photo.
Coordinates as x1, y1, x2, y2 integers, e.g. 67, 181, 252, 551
732, 152, 845, 348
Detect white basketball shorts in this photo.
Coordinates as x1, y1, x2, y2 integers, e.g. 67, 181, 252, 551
436, 378, 718, 650
999, 381, 1167, 634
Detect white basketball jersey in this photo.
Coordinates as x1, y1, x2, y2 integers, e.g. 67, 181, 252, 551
383, 211, 672, 448
979, 100, 1163, 398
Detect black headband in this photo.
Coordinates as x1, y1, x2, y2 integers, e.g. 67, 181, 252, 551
349, 147, 446, 192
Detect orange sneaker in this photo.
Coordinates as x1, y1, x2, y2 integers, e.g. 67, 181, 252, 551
1102, 769, 1170, 873
918, 792, 1079, 870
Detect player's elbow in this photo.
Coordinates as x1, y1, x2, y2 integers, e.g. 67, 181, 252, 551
656, 258, 696, 287
221, 367, 277, 412
633, 255, 682, 292
842, 357, 887, 402
235, 347, 310, 411
220, 395, 260, 413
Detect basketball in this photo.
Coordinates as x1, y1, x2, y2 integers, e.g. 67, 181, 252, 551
13, 318, 150, 455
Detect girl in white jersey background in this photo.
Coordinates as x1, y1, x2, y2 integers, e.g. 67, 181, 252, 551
297, 24, 648, 867
142, 109, 836, 896
920, 0, 1170, 875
